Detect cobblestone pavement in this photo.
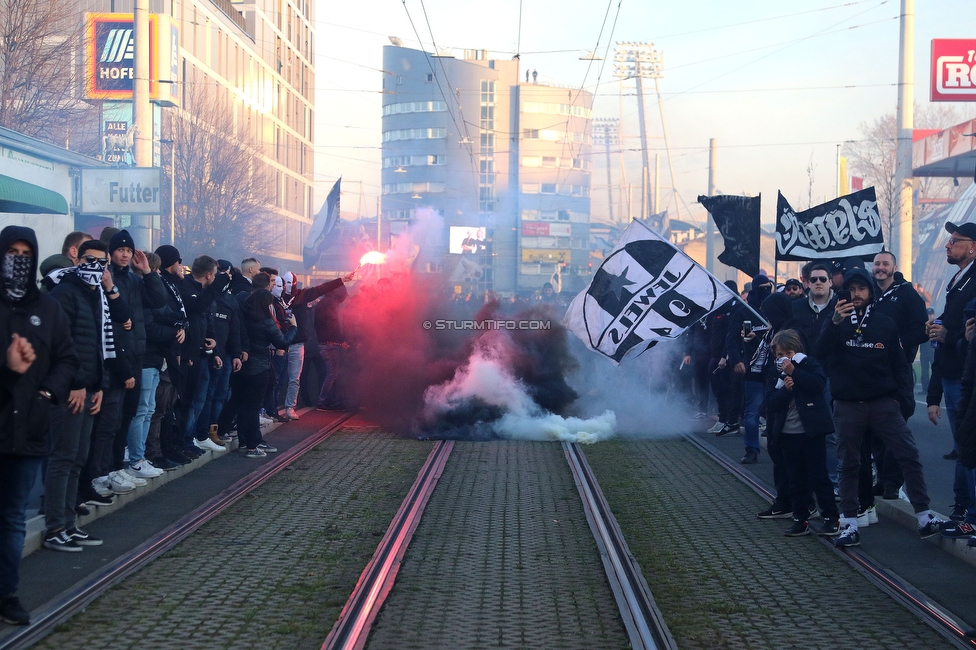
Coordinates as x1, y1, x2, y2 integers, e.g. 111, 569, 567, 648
585, 437, 953, 650
35, 429, 432, 650
367, 440, 630, 650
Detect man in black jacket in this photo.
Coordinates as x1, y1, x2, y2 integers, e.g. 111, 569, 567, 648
706, 282, 742, 435
0, 226, 78, 624
47, 239, 131, 550
819, 268, 945, 548
791, 262, 835, 356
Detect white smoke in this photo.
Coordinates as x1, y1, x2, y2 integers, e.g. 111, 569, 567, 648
422, 334, 617, 444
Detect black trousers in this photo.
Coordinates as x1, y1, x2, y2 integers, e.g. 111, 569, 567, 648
236, 371, 269, 450
781, 431, 839, 522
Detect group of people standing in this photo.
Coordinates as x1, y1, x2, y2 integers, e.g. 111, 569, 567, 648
686, 221, 976, 549
0, 224, 352, 626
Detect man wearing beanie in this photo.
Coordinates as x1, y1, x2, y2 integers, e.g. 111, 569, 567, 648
819, 267, 945, 548
0, 226, 77, 624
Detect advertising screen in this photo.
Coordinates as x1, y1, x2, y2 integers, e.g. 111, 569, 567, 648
449, 226, 487, 254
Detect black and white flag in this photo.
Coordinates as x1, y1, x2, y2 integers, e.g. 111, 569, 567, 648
697, 194, 761, 276
775, 187, 883, 261
565, 220, 739, 365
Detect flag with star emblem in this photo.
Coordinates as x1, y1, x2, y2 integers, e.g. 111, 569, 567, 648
564, 219, 739, 364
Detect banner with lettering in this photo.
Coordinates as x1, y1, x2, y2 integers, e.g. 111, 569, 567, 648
564, 220, 739, 365
775, 187, 883, 261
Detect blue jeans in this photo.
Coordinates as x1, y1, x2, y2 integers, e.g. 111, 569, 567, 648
284, 344, 305, 410
184, 359, 211, 444
317, 343, 344, 408
743, 380, 764, 455
127, 367, 160, 463
196, 357, 232, 439
0, 455, 43, 597
944, 378, 976, 512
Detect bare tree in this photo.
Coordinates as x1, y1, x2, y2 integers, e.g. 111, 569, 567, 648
0, 0, 98, 149
844, 104, 966, 245
171, 81, 278, 262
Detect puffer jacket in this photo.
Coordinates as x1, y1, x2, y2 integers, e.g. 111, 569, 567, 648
241, 316, 296, 376
0, 226, 79, 456
110, 261, 167, 358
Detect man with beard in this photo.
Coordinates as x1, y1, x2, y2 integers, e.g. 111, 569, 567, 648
727, 274, 773, 466
928, 222, 976, 522
0, 226, 77, 624
820, 268, 945, 548
870, 250, 928, 499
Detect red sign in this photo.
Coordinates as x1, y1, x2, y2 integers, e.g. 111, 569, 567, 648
522, 222, 550, 236
931, 39, 976, 102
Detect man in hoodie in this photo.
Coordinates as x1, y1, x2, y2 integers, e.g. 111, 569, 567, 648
0, 226, 78, 624
819, 268, 945, 548
870, 250, 928, 499
727, 274, 773, 466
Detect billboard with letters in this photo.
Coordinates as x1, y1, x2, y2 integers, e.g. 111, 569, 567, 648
85, 13, 179, 105
931, 39, 976, 102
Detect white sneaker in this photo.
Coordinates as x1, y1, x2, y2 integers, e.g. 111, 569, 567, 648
126, 461, 163, 479
706, 421, 725, 434
105, 472, 134, 494
92, 477, 114, 497
194, 438, 227, 453
113, 469, 145, 487
866, 505, 878, 525
259, 415, 274, 426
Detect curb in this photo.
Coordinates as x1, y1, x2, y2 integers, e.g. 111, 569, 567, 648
23, 416, 287, 557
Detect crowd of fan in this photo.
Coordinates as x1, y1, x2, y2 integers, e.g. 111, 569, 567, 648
0, 224, 352, 625
680, 220, 976, 550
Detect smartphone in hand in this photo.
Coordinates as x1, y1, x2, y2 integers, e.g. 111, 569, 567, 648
836, 290, 851, 303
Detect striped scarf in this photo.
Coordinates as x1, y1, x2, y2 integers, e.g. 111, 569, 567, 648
46, 265, 116, 360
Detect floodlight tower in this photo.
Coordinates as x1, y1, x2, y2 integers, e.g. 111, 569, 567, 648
614, 42, 680, 230
593, 117, 619, 225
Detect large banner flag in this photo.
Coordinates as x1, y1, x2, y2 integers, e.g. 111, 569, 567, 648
697, 194, 761, 276
565, 220, 739, 365
775, 187, 883, 261
303, 177, 341, 268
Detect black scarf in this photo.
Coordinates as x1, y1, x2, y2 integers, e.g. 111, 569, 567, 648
2, 253, 32, 301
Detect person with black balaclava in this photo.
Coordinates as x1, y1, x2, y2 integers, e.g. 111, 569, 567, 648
727, 274, 773, 466
0, 226, 78, 625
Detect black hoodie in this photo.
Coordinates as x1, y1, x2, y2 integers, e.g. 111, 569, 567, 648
0, 226, 79, 456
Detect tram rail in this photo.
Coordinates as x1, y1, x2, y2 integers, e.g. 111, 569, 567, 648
0, 413, 356, 650
683, 431, 976, 650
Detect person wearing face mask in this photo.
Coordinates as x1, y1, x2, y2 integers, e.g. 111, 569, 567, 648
260, 266, 289, 421
46, 239, 132, 551
0, 226, 78, 624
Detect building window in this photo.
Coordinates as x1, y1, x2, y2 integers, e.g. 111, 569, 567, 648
427, 73, 434, 82
542, 156, 557, 167
522, 184, 540, 194
480, 80, 495, 103
558, 210, 571, 221
522, 157, 541, 167
541, 183, 557, 194
382, 100, 447, 116
523, 129, 539, 139
382, 128, 447, 142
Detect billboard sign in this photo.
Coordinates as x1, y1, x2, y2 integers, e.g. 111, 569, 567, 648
85, 13, 178, 105
522, 222, 571, 237
449, 226, 487, 254
521, 249, 570, 263
931, 39, 976, 102
81, 167, 163, 214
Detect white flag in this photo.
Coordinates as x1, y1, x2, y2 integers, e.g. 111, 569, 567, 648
564, 220, 738, 365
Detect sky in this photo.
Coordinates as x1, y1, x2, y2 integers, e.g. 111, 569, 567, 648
312, 0, 975, 229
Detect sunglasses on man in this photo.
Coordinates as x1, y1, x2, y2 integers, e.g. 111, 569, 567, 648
83, 255, 108, 264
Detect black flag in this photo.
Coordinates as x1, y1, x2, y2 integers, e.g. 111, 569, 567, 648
697, 194, 761, 277
774, 188, 883, 261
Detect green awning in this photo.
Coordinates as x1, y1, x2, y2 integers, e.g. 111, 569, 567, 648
0, 174, 68, 215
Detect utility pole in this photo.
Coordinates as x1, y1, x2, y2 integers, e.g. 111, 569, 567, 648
653, 153, 660, 214
593, 118, 619, 224
707, 138, 717, 273
895, 0, 914, 280
132, 0, 153, 250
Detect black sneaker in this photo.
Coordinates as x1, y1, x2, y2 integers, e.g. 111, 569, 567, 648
757, 506, 793, 519
819, 519, 841, 536
784, 520, 810, 537
257, 442, 277, 453
968, 536, 976, 548
950, 504, 967, 522
85, 493, 115, 507
74, 503, 91, 517
149, 456, 180, 471
716, 423, 740, 437
164, 452, 192, 466
740, 450, 759, 464
66, 527, 103, 546
833, 525, 860, 548
940, 521, 976, 539
43, 529, 82, 553
919, 516, 949, 539
0, 596, 30, 625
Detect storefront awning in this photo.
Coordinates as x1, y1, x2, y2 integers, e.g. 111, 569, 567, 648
0, 174, 68, 214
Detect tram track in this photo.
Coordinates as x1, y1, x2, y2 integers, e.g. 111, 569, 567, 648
683, 431, 976, 650
0, 412, 356, 650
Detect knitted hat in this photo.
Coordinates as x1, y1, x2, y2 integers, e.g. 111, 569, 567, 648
109, 229, 135, 254
154, 244, 181, 269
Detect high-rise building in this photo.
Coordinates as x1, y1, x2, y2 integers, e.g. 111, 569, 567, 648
381, 45, 592, 295
77, 0, 313, 265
